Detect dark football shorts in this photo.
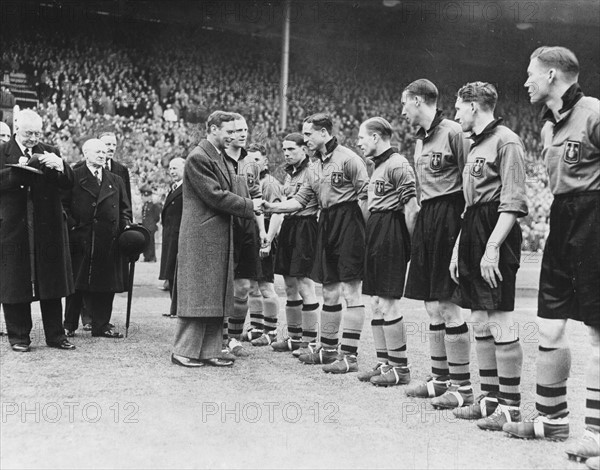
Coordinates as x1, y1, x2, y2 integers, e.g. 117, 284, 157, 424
538, 191, 600, 327
362, 210, 410, 298
233, 216, 262, 281
451, 202, 521, 311
405, 192, 464, 301
274, 215, 318, 278
311, 201, 365, 285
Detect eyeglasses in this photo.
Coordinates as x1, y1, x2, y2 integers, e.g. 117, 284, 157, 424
22, 130, 43, 138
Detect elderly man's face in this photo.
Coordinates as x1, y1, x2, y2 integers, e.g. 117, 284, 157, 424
84, 141, 108, 168
16, 118, 43, 148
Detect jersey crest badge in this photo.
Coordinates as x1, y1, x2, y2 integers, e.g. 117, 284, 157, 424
430, 153, 442, 170
246, 173, 255, 186
374, 180, 385, 196
471, 157, 486, 177
563, 140, 581, 164
331, 172, 343, 188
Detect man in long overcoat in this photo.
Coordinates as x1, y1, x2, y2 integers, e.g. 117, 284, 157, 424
172, 111, 262, 367
62, 138, 132, 338
159, 157, 184, 317
0, 109, 75, 352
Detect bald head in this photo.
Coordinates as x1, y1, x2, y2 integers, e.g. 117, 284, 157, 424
168, 157, 185, 183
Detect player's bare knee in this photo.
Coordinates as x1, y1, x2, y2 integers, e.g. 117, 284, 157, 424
342, 281, 362, 306
538, 318, 568, 348
234, 278, 252, 297
470, 310, 490, 337
259, 282, 277, 298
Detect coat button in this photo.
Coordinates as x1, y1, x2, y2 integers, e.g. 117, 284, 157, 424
92, 202, 97, 207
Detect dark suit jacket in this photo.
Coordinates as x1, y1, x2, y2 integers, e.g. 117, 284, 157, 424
62, 164, 132, 292
0, 137, 74, 303
159, 184, 182, 281
73, 158, 131, 204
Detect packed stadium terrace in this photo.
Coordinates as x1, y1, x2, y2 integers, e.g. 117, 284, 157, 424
1, 21, 552, 250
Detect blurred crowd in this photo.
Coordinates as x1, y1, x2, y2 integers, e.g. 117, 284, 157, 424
1, 22, 552, 250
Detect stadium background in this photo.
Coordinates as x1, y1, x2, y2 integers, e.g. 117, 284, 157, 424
1, 0, 599, 251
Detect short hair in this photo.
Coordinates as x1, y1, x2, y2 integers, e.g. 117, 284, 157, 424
457, 82, 498, 111
98, 131, 116, 139
283, 132, 305, 146
230, 112, 244, 121
362, 117, 393, 140
530, 46, 579, 78
206, 111, 235, 131
403, 79, 439, 105
247, 143, 267, 156
303, 113, 333, 134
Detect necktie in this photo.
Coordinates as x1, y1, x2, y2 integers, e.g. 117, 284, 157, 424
105, 160, 110, 172
19, 148, 31, 165
94, 169, 101, 185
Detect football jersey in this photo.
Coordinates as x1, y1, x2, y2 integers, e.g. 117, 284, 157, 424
282, 157, 319, 217
225, 148, 262, 199
540, 84, 600, 195
367, 148, 416, 212
294, 137, 368, 209
414, 113, 468, 202
462, 119, 528, 216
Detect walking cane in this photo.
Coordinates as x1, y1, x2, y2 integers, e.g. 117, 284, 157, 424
118, 224, 151, 338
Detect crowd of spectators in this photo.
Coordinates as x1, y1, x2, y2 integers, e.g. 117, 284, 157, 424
1, 21, 553, 250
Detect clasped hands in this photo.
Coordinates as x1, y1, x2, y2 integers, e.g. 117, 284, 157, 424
252, 199, 278, 215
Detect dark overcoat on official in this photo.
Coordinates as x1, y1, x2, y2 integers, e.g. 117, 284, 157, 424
158, 183, 182, 281
74, 158, 132, 203
177, 139, 254, 318
62, 164, 132, 292
0, 137, 75, 304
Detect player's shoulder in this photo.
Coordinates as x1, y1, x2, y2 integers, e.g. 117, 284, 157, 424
494, 125, 524, 148
439, 118, 463, 136
388, 151, 411, 167
336, 143, 361, 160
574, 96, 600, 118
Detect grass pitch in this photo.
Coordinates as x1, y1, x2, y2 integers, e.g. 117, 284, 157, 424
0, 258, 593, 470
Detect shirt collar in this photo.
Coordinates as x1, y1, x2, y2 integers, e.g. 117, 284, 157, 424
86, 163, 102, 176
369, 147, 397, 168
540, 83, 584, 124
416, 110, 443, 140
469, 118, 503, 147
285, 156, 309, 176
15, 139, 30, 156
315, 137, 338, 161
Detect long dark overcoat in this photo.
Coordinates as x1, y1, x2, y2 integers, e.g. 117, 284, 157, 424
0, 137, 74, 303
158, 183, 182, 281
62, 164, 132, 292
177, 139, 254, 318
74, 158, 131, 203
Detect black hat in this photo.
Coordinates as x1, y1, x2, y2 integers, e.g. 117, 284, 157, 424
118, 224, 151, 260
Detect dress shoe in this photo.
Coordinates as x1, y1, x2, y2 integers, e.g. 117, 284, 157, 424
11, 344, 30, 352
171, 353, 205, 367
203, 358, 234, 367
162, 313, 171, 317
82, 324, 92, 331
47, 339, 76, 350
92, 329, 123, 338
65, 329, 76, 337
